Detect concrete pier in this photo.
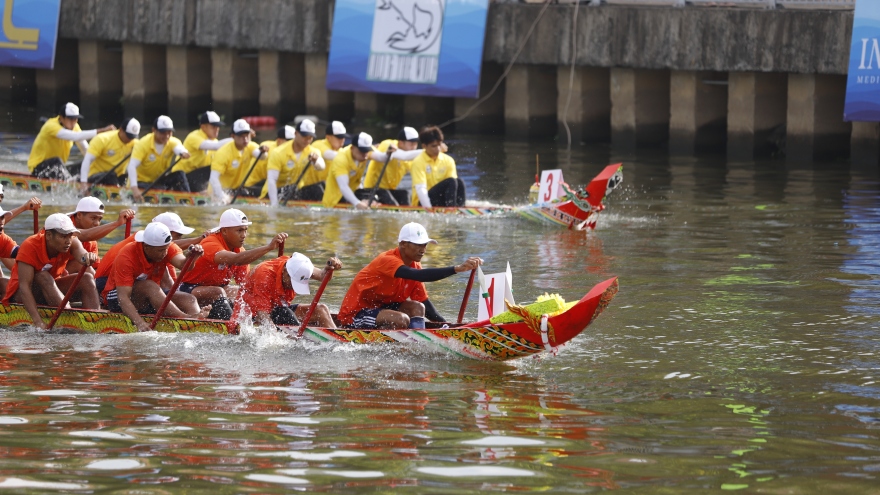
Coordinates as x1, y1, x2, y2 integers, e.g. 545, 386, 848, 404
165, 46, 212, 127
211, 49, 259, 122
35, 41, 79, 117
404, 96, 454, 128
611, 68, 670, 149
786, 74, 850, 162
259, 51, 305, 124
669, 71, 728, 155
454, 62, 505, 135
557, 67, 610, 145
504, 64, 557, 139
122, 43, 167, 121
727, 72, 788, 160
77, 41, 123, 125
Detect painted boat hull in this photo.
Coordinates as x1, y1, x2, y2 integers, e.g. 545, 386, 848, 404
0, 278, 618, 362
517, 163, 623, 228
0, 170, 511, 217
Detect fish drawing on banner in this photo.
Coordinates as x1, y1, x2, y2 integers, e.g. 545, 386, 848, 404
368, 0, 445, 85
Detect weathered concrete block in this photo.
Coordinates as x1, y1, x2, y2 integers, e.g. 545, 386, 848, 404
122, 43, 168, 120
669, 71, 727, 155
611, 68, 669, 149
78, 40, 123, 126
166, 46, 212, 127
787, 73, 850, 162
727, 71, 787, 160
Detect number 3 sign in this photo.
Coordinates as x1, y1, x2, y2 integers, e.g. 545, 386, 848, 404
539, 169, 564, 203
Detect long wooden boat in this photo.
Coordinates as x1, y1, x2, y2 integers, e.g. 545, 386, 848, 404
517, 163, 623, 229
0, 278, 618, 362
0, 169, 511, 217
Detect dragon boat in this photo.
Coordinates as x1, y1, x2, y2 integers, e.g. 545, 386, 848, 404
0, 278, 618, 362
517, 163, 623, 229
0, 169, 511, 218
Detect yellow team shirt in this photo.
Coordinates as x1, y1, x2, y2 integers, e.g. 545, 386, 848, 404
27, 118, 83, 171
85, 130, 137, 177
259, 141, 318, 198
172, 129, 216, 173
309, 139, 334, 184
410, 151, 458, 206
211, 141, 264, 190
322, 145, 369, 208
131, 133, 184, 184
364, 139, 411, 190
260, 139, 280, 153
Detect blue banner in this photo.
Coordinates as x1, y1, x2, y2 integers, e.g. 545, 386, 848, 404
0, 0, 61, 69
845, 0, 880, 121
327, 0, 489, 98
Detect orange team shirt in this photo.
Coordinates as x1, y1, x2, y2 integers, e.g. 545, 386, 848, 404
232, 256, 296, 322
0, 232, 18, 258
337, 248, 428, 326
2, 231, 73, 304
94, 235, 137, 279
69, 214, 100, 269
102, 241, 183, 303
181, 232, 248, 286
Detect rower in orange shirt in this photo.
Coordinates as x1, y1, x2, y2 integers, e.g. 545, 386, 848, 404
0, 183, 42, 274
337, 222, 482, 329
233, 252, 342, 327
102, 222, 208, 332
179, 208, 288, 320
64, 196, 136, 274
2, 213, 99, 329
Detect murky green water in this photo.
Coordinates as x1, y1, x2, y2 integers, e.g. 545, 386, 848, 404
1, 129, 879, 493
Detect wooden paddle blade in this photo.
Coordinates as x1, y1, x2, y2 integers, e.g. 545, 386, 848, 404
45, 265, 89, 330
149, 252, 197, 330
295, 268, 333, 338
457, 268, 477, 324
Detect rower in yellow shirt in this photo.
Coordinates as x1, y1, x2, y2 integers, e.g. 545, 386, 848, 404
323, 132, 401, 210
171, 111, 231, 192
79, 118, 141, 188
360, 127, 423, 206
28, 102, 117, 180
207, 119, 270, 202
260, 125, 295, 153
294, 121, 347, 201
127, 116, 192, 202
259, 119, 325, 206
410, 126, 466, 207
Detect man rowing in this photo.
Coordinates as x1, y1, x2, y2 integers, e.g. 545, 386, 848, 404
322, 132, 380, 210
179, 208, 288, 320
411, 126, 467, 208
102, 222, 209, 333
0, 184, 42, 227
94, 212, 202, 295
172, 111, 232, 192
337, 222, 482, 329
128, 116, 192, 202
302, 121, 349, 201
260, 125, 295, 154
2, 213, 100, 329
0, 186, 42, 275
359, 127, 423, 206
28, 102, 117, 180
232, 252, 342, 328
260, 119, 324, 206
79, 118, 141, 189
207, 119, 269, 202
64, 197, 136, 274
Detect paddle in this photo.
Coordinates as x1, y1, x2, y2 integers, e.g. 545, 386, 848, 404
88, 153, 131, 193
295, 264, 334, 338
366, 152, 394, 207
278, 239, 284, 258
230, 150, 266, 205
140, 155, 183, 198
32, 208, 38, 235
280, 162, 312, 206
124, 218, 131, 238
149, 248, 197, 330
456, 268, 477, 324
45, 265, 88, 330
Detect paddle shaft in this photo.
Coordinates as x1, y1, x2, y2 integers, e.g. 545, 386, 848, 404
32, 208, 38, 234
278, 239, 284, 258
367, 153, 394, 207
457, 268, 477, 324
149, 252, 196, 330
45, 265, 89, 330
124, 218, 131, 238
88, 153, 132, 192
296, 267, 333, 338
230, 150, 265, 205
141, 155, 183, 197
280, 162, 313, 206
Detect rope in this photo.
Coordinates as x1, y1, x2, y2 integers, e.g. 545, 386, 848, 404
437, 0, 553, 130
561, 0, 580, 151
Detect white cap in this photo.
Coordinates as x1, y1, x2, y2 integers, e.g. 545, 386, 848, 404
285, 252, 314, 295
124, 118, 141, 138
356, 132, 373, 153
328, 121, 347, 138
155, 115, 174, 132
45, 213, 80, 234
283, 125, 296, 140
62, 102, 83, 119
200, 111, 224, 126
232, 119, 251, 135
135, 222, 173, 247
399, 126, 419, 142
152, 212, 195, 235
398, 222, 437, 245
66, 196, 105, 216
210, 208, 252, 233
296, 119, 316, 137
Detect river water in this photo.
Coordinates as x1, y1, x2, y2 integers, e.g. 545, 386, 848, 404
0, 129, 879, 493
